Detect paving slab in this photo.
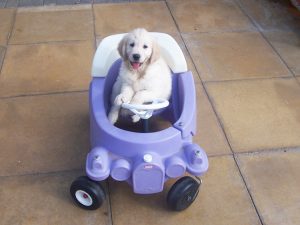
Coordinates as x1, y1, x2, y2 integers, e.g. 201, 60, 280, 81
93, 1, 178, 38
237, 150, 300, 225
264, 30, 300, 76
10, 5, 93, 44
195, 82, 231, 156
5, 0, 18, 8
237, 0, 300, 31
56, 0, 80, 5
94, 0, 129, 2
0, 41, 93, 97
0, 0, 6, 7
167, 0, 255, 33
19, 0, 43, 7
44, 0, 56, 5
0, 8, 15, 45
0, 170, 110, 225
170, 33, 200, 78
183, 31, 291, 82
0, 92, 89, 176
0, 46, 5, 69
81, 0, 92, 3
205, 77, 300, 152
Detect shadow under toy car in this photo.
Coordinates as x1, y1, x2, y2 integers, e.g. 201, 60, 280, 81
70, 32, 209, 211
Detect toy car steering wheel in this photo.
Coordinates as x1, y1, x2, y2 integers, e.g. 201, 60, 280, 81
122, 99, 169, 120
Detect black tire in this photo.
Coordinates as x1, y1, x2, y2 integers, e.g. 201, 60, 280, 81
70, 176, 105, 210
167, 176, 200, 211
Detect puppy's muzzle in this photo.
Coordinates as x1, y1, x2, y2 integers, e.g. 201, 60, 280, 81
131, 54, 142, 70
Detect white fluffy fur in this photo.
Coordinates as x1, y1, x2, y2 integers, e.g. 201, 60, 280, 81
108, 28, 172, 124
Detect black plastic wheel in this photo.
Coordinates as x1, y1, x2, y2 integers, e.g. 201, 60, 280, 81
167, 176, 200, 211
70, 176, 105, 210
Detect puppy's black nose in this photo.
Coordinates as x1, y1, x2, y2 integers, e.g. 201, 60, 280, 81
133, 54, 140, 61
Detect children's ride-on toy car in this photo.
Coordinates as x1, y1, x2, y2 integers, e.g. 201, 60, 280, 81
70, 32, 209, 211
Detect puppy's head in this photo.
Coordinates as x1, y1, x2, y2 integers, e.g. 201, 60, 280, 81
118, 28, 160, 72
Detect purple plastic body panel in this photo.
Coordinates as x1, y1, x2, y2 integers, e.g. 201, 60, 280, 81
86, 59, 208, 194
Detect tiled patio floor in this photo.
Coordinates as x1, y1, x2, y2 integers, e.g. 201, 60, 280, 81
0, 0, 300, 225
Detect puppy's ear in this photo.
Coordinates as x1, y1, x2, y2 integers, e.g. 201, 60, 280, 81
118, 35, 127, 59
149, 41, 160, 64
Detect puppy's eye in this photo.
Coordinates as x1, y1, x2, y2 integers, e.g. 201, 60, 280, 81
130, 43, 135, 47
143, 45, 148, 49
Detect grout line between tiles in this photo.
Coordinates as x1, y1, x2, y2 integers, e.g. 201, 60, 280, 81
233, 0, 300, 154
0, 7, 17, 74
164, 3, 221, 84
91, 4, 113, 225
233, 0, 264, 31
222, 1, 298, 224
0, 148, 296, 180
165, 0, 234, 154
166, 2, 264, 224
8, 38, 91, 46
184, 38, 215, 81
234, 146, 300, 156
164, 1, 210, 81
106, 180, 114, 225
259, 31, 297, 77
0, 46, 6, 74
232, 154, 265, 225
233, 0, 296, 78
216, 22, 265, 225
202, 82, 266, 225
295, 76, 300, 86
16, 4, 91, 11
91, 2, 97, 50
207, 152, 233, 158
5, 0, 16, 7
0, 168, 84, 179
0, 89, 88, 100
181, 27, 259, 36
203, 75, 296, 84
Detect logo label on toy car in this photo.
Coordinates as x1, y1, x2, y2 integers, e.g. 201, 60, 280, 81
144, 164, 153, 169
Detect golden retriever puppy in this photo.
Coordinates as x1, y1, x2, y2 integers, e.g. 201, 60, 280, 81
108, 28, 172, 124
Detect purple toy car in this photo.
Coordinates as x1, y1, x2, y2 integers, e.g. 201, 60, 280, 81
70, 33, 209, 211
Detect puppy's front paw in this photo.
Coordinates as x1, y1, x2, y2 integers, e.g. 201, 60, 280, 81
114, 94, 129, 106
130, 96, 143, 105
132, 115, 141, 123
108, 111, 118, 124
